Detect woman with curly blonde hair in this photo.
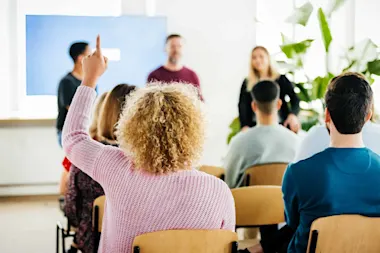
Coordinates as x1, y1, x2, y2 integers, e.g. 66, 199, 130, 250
62, 36, 235, 253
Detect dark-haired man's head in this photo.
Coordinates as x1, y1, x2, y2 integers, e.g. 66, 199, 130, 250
165, 34, 183, 65
251, 80, 282, 123
325, 72, 373, 135
69, 42, 91, 64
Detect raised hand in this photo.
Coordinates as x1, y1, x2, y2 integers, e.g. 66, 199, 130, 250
82, 35, 108, 88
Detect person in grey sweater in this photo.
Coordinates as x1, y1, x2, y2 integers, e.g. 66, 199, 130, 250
225, 80, 299, 188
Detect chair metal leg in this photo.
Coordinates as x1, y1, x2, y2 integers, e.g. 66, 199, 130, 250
309, 230, 319, 253
61, 227, 66, 253
231, 241, 238, 253
94, 206, 99, 253
56, 224, 60, 253
245, 174, 251, 187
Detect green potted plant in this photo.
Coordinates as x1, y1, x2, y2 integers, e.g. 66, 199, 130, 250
227, 0, 380, 144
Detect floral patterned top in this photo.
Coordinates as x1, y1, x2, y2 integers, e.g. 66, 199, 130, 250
64, 142, 116, 253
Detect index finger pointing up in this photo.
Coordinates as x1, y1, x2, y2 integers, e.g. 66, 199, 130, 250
96, 35, 102, 54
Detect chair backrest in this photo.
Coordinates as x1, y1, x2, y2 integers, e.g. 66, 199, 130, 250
244, 163, 288, 186
93, 195, 106, 232
132, 230, 238, 253
231, 186, 284, 227
307, 215, 380, 253
199, 165, 225, 180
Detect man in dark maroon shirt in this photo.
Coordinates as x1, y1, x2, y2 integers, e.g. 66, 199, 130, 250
147, 34, 204, 100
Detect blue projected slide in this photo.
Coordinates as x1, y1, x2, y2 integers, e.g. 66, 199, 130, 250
26, 15, 167, 95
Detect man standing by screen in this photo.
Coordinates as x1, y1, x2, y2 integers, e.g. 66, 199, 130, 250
56, 42, 91, 146
147, 34, 204, 101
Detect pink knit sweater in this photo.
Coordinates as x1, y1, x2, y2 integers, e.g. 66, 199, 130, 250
63, 86, 236, 253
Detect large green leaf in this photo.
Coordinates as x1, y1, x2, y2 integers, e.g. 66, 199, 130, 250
368, 60, 380, 76
299, 109, 320, 131
285, 2, 314, 26
228, 117, 240, 131
227, 117, 241, 144
295, 83, 311, 102
326, 0, 348, 17
301, 116, 320, 131
317, 8, 332, 53
311, 73, 334, 100
280, 39, 314, 59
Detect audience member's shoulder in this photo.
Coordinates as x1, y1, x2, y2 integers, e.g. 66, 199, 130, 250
193, 169, 231, 188
307, 125, 329, 137
229, 127, 258, 146
277, 125, 299, 139
365, 122, 380, 135
290, 148, 329, 171
367, 148, 380, 161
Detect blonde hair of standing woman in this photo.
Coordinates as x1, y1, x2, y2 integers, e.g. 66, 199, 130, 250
247, 46, 280, 91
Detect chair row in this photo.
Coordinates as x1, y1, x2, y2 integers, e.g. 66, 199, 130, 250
93, 186, 380, 253
199, 163, 288, 186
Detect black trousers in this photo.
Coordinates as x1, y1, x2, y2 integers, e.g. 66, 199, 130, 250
260, 225, 294, 253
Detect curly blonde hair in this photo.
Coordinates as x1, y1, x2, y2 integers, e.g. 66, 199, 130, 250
116, 82, 204, 174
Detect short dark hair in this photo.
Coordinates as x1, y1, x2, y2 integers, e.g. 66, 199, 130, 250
69, 42, 89, 63
166, 34, 182, 43
325, 72, 373, 134
251, 80, 280, 114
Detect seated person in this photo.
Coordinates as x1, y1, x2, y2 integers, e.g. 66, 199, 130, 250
224, 80, 299, 188
282, 73, 380, 253
64, 86, 134, 253
241, 73, 380, 253
295, 103, 380, 162
62, 36, 235, 253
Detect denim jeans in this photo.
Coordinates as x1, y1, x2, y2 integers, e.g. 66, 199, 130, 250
57, 130, 62, 148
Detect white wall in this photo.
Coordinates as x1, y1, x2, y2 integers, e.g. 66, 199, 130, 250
0, 0, 256, 195
155, 0, 256, 166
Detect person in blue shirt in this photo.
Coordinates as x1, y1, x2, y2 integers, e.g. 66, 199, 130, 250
283, 72, 380, 253
240, 72, 380, 253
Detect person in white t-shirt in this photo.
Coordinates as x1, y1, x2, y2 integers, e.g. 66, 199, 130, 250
295, 116, 380, 162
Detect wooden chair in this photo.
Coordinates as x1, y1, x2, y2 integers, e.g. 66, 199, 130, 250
132, 230, 238, 253
199, 165, 225, 181
93, 195, 106, 253
244, 163, 288, 186
307, 215, 380, 253
56, 220, 76, 253
56, 196, 76, 253
231, 186, 285, 228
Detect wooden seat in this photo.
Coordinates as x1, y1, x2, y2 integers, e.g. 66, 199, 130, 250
199, 165, 225, 180
93, 195, 106, 252
231, 186, 285, 227
307, 215, 380, 253
132, 230, 238, 253
244, 163, 288, 186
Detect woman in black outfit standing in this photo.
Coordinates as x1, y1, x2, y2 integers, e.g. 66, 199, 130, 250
239, 46, 300, 132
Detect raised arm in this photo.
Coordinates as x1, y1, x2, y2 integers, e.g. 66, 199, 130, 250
62, 35, 113, 183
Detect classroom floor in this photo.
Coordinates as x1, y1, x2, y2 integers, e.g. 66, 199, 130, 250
0, 195, 67, 253
0, 195, 257, 253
